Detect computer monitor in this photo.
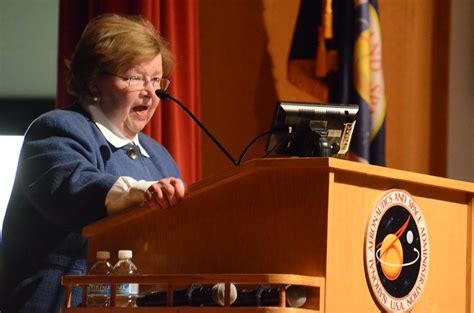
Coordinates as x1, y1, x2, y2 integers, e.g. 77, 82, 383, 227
265, 101, 359, 158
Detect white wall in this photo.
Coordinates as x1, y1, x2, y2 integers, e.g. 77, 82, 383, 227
448, 0, 474, 182
0, 0, 58, 98
0, 136, 23, 239
0, 0, 58, 236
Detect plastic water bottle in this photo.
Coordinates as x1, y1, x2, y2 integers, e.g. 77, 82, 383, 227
87, 251, 113, 307
113, 250, 139, 307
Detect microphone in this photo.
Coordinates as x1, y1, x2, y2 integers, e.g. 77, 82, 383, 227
136, 283, 237, 307
156, 89, 238, 165
190, 283, 238, 306
136, 288, 189, 306
232, 285, 307, 308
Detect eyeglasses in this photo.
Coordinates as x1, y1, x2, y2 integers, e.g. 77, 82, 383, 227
106, 73, 171, 91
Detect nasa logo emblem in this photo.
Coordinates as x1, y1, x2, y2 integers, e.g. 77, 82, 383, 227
364, 189, 429, 312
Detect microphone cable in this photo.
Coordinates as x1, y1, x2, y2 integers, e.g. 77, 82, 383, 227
156, 89, 292, 166
237, 130, 291, 165
156, 89, 238, 165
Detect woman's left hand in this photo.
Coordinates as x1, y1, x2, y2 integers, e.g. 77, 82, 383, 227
145, 177, 186, 209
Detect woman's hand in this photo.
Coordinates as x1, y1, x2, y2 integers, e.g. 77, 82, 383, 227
145, 177, 186, 209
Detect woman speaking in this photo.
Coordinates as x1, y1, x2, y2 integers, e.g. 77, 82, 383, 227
0, 14, 185, 312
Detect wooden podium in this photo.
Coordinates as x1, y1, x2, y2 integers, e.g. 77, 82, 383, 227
65, 158, 474, 312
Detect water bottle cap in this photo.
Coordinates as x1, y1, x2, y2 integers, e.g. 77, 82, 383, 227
96, 251, 110, 259
118, 250, 133, 259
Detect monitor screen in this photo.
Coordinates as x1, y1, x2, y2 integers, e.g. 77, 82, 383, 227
265, 101, 359, 158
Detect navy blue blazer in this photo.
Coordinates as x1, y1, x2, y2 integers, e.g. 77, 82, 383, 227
0, 103, 180, 312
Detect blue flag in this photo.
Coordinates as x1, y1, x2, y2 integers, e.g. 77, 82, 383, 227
331, 0, 386, 165
288, 0, 386, 165
350, 0, 386, 165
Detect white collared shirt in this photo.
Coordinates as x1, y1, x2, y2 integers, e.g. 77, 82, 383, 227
87, 104, 150, 157
85, 104, 156, 216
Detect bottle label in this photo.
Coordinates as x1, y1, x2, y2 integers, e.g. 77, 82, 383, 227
88, 284, 111, 296
117, 283, 139, 295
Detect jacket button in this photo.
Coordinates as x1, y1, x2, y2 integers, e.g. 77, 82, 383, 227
127, 147, 138, 160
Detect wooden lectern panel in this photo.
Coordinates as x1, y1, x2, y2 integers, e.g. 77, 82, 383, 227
83, 158, 474, 312
86, 161, 331, 276
326, 168, 472, 311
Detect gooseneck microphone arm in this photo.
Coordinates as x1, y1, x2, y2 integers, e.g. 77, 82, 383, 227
156, 89, 238, 166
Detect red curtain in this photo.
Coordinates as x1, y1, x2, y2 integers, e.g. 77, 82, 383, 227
57, 0, 201, 184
